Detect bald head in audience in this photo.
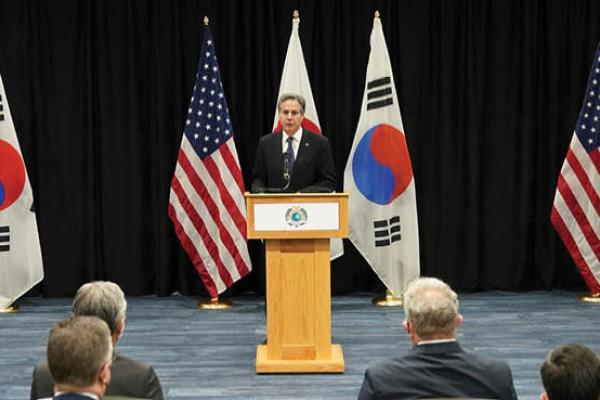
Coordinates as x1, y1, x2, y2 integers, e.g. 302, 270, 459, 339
402, 276, 463, 343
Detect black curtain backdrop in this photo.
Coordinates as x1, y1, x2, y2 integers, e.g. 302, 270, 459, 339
0, 0, 596, 297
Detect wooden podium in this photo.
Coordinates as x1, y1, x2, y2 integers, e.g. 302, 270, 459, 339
245, 193, 348, 373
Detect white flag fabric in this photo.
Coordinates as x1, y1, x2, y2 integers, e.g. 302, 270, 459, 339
274, 14, 344, 260
343, 16, 419, 296
0, 72, 44, 308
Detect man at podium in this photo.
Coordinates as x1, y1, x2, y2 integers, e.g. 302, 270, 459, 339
251, 93, 336, 193
245, 95, 348, 372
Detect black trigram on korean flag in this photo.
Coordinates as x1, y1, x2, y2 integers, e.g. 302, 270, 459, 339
0, 226, 9, 252
0, 94, 4, 121
366, 77, 393, 110
373, 216, 401, 247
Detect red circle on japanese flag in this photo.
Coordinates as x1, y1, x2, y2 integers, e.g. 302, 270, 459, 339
0, 139, 26, 211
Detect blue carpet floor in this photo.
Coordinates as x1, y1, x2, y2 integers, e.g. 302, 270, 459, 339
2, 291, 599, 399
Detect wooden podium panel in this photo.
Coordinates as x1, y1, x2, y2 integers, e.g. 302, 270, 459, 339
245, 193, 348, 373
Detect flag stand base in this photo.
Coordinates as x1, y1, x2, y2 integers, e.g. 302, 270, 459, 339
197, 297, 233, 310
372, 290, 403, 307
0, 304, 19, 313
578, 292, 600, 304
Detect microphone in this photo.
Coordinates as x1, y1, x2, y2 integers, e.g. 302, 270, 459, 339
278, 152, 291, 192
282, 152, 291, 188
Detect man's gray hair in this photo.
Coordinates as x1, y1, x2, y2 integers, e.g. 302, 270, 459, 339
47, 315, 113, 387
73, 281, 127, 334
403, 277, 459, 339
277, 93, 306, 114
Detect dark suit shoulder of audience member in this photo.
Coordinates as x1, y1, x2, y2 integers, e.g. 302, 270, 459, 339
360, 341, 516, 400
30, 281, 164, 400
358, 277, 517, 400
32, 354, 162, 400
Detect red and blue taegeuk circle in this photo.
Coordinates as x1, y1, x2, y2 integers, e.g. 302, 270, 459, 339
351, 124, 413, 205
0, 140, 26, 211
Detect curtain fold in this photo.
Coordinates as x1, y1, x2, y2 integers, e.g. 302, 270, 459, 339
0, 0, 596, 296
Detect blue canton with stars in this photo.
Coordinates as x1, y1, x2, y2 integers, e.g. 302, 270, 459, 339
577, 50, 600, 153
184, 27, 233, 159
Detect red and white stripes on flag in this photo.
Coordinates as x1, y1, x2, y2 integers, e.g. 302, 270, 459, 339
168, 25, 251, 297
273, 11, 344, 260
551, 42, 600, 294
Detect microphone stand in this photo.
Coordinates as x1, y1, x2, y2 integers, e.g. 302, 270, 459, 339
281, 152, 291, 191
259, 153, 291, 193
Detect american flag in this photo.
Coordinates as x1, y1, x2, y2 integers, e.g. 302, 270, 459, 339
168, 25, 251, 297
551, 44, 600, 294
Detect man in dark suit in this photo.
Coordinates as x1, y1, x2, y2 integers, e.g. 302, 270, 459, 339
358, 277, 518, 400
46, 315, 113, 399
251, 93, 336, 193
31, 281, 164, 400
540, 343, 600, 400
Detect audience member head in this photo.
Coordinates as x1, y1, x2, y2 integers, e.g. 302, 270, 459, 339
47, 316, 113, 398
402, 277, 462, 344
73, 281, 127, 344
540, 343, 600, 400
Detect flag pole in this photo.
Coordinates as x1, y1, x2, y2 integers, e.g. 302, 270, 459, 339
185, 15, 237, 311
369, 10, 402, 308
0, 304, 19, 313
347, 8, 418, 306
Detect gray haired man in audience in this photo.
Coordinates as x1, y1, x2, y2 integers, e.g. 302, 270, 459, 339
358, 277, 517, 400
46, 315, 113, 399
31, 281, 164, 400
540, 343, 600, 400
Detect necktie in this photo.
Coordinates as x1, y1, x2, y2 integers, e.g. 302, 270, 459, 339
286, 136, 295, 172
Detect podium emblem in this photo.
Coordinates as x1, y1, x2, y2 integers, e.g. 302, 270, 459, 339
285, 206, 308, 227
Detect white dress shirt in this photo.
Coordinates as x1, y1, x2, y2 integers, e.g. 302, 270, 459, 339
281, 128, 303, 159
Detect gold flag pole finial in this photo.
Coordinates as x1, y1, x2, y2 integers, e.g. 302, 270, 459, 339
374, 10, 381, 19
293, 10, 299, 20
203, 16, 209, 26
